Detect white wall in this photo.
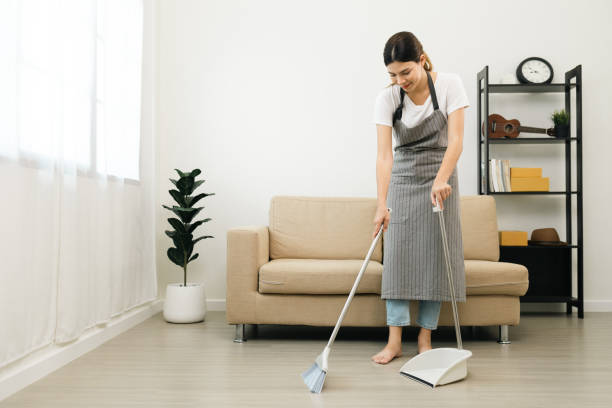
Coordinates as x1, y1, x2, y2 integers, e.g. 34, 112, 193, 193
155, 0, 612, 311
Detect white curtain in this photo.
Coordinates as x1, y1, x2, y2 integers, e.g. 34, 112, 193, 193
0, 0, 156, 368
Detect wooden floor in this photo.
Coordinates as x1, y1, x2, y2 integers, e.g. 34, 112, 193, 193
2, 311, 611, 407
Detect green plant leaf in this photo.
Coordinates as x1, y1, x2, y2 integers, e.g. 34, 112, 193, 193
176, 177, 195, 195
186, 218, 211, 233
188, 253, 199, 263
169, 189, 187, 207
165, 230, 176, 238
191, 180, 205, 194
167, 247, 184, 267
189, 169, 201, 178
185, 193, 211, 207
162, 205, 203, 223
174, 169, 187, 178
184, 240, 194, 260
167, 218, 186, 233
183, 207, 203, 223
551, 109, 569, 126
169, 179, 178, 188
193, 235, 214, 246
170, 231, 192, 252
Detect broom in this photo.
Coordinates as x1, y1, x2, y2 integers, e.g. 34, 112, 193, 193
301, 208, 390, 393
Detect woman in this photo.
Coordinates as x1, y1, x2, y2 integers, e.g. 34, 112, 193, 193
370, 32, 469, 364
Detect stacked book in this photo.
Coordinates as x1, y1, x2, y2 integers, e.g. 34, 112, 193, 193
510, 167, 550, 191
488, 159, 511, 192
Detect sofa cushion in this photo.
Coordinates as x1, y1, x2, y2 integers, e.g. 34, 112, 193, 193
269, 196, 383, 262
258, 258, 528, 296
259, 258, 383, 294
460, 196, 500, 261
464, 260, 528, 296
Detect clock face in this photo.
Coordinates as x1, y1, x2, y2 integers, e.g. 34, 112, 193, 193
521, 59, 552, 83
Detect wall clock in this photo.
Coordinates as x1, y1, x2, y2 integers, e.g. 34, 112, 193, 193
516, 57, 554, 84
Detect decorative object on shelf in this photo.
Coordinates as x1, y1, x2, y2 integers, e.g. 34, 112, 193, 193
162, 168, 216, 323
528, 228, 567, 246
516, 57, 554, 84
499, 231, 528, 246
551, 109, 570, 139
483, 114, 556, 139
510, 166, 549, 192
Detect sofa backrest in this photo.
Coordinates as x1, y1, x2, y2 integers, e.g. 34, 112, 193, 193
268, 195, 499, 262
460, 195, 500, 261
269, 196, 383, 261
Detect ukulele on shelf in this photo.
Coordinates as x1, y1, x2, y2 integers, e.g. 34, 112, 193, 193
482, 113, 556, 138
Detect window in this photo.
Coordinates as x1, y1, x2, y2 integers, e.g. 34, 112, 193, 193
0, 0, 143, 181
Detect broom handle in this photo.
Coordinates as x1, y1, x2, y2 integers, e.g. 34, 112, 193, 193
326, 208, 391, 349
434, 198, 463, 350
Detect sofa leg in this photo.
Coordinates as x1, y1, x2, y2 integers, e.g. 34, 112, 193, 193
497, 325, 511, 344
234, 324, 247, 343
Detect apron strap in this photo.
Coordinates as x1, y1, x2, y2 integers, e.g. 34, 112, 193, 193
393, 88, 406, 124
426, 70, 439, 111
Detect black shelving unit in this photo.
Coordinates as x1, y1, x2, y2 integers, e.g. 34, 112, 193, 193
477, 65, 583, 318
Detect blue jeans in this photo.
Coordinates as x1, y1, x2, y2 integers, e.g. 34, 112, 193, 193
386, 299, 442, 330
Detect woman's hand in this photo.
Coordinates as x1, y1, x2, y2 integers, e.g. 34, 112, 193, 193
431, 178, 452, 210
372, 206, 391, 239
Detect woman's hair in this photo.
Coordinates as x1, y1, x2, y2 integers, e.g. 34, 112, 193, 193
383, 31, 433, 124
383, 31, 432, 85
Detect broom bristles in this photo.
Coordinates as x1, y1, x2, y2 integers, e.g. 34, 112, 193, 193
301, 361, 327, 393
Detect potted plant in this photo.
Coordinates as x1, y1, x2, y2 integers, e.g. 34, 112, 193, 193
162, 168, 215, 323
551, 109, 569, 139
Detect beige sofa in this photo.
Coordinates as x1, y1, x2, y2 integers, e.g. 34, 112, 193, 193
226, 195, 529, 344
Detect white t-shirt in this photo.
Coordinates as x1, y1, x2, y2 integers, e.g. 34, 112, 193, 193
372, 72, 470, 128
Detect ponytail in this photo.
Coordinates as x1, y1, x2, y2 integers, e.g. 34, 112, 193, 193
423, 52, 433, 71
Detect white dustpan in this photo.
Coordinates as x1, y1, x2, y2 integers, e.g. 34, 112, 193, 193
399, 198, 472, 388
399, 347, 472, 387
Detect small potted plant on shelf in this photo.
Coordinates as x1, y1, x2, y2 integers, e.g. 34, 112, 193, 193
162, 168, 215, 323
551, 109, 569, 139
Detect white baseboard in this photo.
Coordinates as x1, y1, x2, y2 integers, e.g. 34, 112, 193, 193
521, 300, 612, 313
583, 300, 612, 312
206, 298, 226, 311
0, 299, 163, 403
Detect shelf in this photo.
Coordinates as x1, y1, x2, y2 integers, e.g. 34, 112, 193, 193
482, 137, 578, 144
477, 65, 583, 318
480, 83, 576, 94
488, 191, 579, 195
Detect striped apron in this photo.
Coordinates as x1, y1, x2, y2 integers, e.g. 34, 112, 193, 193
381, 71, 466, 302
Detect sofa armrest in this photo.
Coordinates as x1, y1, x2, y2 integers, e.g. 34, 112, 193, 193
226, 226, 269, 324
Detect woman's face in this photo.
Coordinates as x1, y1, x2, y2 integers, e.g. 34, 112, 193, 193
386, 56, 425, 91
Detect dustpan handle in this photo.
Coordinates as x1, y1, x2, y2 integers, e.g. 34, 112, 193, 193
433, 198, 463, 350
326, 208, 391, 349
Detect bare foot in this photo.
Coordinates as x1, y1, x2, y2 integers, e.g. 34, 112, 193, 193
417, 343, 432, 354
371, 343, 403, 364
418, 331, 433, 354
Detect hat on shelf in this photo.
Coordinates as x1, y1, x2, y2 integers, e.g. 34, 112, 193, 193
528, 228, 567, 246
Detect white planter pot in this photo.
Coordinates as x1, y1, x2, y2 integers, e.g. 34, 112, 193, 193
163, 283, 207, 323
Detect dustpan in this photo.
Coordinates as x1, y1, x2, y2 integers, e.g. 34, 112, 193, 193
399, 198, 472, 388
